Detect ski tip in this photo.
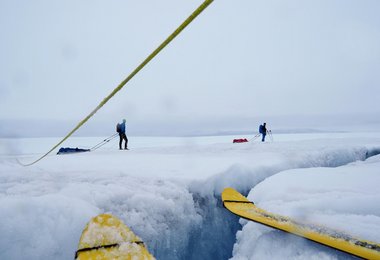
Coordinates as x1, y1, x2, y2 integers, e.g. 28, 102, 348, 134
75, 213, 155, 260
221, 188, 253, 205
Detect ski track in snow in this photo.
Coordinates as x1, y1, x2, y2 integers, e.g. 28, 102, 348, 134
0, 133, 380, 259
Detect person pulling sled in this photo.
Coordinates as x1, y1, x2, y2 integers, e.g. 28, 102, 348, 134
116, 119, 129, 150
259, 123, 267, 142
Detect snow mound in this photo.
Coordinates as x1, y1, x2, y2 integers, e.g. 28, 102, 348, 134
231, 155, 380, 259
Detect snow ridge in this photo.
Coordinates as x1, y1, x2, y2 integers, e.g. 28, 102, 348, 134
0, 135, 380, 260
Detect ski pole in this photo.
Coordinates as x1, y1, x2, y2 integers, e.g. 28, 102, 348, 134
267, 129, 273, 142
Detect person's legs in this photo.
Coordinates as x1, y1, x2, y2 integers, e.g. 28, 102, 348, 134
124, 135, 128, 149
262, 133, 266, 142
119, 134, 123, 149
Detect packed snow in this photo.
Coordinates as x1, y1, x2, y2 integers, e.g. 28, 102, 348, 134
1, 132, 380, 259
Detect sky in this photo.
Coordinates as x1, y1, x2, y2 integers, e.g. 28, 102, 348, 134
1, 0, 380, 137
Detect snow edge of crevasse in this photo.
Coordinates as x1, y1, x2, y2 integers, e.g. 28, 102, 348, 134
172, 146, 380, 260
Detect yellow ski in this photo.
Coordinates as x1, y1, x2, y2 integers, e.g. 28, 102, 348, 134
75, 213, 155, 259
222, 187, 380, 260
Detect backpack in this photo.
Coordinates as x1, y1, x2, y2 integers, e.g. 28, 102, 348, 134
259, 125, 263, 134
116, 123, 121, 133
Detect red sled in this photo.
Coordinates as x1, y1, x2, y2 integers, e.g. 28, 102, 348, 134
233, 138, 248, 143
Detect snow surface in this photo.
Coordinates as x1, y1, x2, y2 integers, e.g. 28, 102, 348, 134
1, 132, 380, 260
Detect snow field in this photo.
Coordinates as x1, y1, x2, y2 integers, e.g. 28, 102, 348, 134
0, 133, 380, 259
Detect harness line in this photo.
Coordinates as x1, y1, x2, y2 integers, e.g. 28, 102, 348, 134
21, 0, 214, 166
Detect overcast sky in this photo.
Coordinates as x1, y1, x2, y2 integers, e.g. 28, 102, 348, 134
1, 0, 380, 136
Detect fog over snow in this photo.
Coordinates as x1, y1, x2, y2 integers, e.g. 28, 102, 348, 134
1, 132, 380, 259
1, 0, 380, 259
1, 0, 380, 137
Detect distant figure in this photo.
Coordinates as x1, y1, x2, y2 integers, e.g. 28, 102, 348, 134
259, 123, 267, 142
116, 119, 128, 150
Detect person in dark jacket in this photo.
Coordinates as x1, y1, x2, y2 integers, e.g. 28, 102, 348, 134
118, 119, 128, 150
259, 122, 267, 142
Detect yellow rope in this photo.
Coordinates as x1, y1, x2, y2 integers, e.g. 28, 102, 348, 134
21, 0, 214, 166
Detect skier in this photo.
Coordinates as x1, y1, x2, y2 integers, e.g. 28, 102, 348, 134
259, 122, 267, 142
116, 119, 129, 150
